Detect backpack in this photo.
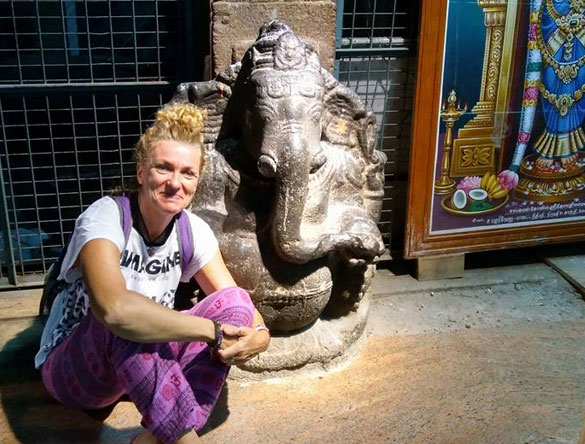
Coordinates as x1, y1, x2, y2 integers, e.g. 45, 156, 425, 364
38, 195, 194, 316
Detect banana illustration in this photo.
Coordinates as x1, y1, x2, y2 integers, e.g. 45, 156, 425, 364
489, 182, 502, 194
478, 172, 508, 199
486, 174, 497, 192
491, 188, 509, 199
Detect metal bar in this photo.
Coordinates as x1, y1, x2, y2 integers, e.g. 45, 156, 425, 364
132, 0, 139, 80
45, 96, 65, 249
155, 0, 162, 80
92, 94, 105, 196
108, 1, 117, 81
341, 36, 407, 47
390, 0, 398, 46
83, 0, 94, 82
379, 62, 394, 153
7, 101, 24, 275
115, 95, 125, 189
350, 0, 357, 49
364, 0, 377, 105
346, 0, 358, 86
22, 97, 48, 271
10, 0, 24, 83
69, 95, 84, 212
0, 81, 175, 96
60, 0, 72, 81
34, 0, 48, 83
64, 0, 80, 57
335, 47, 410, 57
137, 93, 143, 133
0, 99, 18, 285
334, 0, 345, 78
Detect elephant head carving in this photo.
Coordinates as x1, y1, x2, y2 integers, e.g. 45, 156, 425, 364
172, 20, 386, 332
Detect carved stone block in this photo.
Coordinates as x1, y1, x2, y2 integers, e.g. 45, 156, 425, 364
212, 1, 336, 73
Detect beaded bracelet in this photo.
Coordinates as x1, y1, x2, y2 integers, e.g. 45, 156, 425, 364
208, 320, 223, 354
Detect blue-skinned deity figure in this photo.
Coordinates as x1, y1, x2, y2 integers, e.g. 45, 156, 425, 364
534, 0, 585, 170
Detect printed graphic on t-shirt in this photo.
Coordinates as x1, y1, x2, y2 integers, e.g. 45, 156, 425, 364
36, 196, 219, 368
120, 250, 181, 275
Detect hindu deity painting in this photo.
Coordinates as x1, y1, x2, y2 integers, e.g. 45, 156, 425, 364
430, 0, 585, 234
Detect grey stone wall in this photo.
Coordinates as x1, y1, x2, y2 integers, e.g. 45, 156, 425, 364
212, 0, 336, 73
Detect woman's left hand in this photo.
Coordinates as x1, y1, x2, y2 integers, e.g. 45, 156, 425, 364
216, 325, 270, 366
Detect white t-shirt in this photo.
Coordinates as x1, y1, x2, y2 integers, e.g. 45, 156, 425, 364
35, 196, 218, 368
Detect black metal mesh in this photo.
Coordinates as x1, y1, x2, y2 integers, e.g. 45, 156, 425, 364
0, 0, 192, 286
0, 90, 172, 280
336, 0, 418, 256
0, 0, 183, 84
340, 0, 412, 46
0, 0, 417, 285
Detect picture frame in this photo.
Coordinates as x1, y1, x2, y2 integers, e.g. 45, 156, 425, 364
405, 0, 585, 259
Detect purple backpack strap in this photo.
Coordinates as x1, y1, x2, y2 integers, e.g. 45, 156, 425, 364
176, 210, 194, 271
111, 195, 132, 243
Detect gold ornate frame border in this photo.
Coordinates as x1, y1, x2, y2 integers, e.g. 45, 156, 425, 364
447, 0, 520, 179
404, 0, 585, 259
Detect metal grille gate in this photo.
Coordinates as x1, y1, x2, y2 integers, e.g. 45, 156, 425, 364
335, 0, 418, 259
0, 0, 417, 287
0, 0, 208, 287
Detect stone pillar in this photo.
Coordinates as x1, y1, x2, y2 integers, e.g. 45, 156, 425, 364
211, 0, 336, 74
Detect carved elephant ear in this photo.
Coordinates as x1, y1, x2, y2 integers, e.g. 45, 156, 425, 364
321, 68, 378, 162
171, 63, 241, 147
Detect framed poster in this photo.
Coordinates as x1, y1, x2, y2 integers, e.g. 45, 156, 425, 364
405, 0, 585, 258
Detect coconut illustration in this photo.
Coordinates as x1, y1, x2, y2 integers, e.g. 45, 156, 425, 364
452, 189, 467, 209
468, 188, 488, 201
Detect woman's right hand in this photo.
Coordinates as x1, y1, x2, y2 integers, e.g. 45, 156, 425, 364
219, 323, 240, 349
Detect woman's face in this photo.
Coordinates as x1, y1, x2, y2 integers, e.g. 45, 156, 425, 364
136, 139, 202, 216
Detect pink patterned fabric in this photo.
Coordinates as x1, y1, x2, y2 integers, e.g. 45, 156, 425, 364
41, 287, 254, 444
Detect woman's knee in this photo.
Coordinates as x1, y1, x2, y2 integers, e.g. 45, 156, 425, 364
190, 286, 255, 325
211, 286, 253, 308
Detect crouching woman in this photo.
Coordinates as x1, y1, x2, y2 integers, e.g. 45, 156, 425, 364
35, 102, 271, 443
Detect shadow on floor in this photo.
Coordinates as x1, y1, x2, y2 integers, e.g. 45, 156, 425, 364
0, 319, 138, 443
465, 246, 543, 270
0, 318, 233, 443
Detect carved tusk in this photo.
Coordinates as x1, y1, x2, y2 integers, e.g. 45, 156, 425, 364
257, 154, 278, 177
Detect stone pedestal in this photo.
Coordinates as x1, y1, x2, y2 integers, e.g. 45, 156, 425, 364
230, 296, 371, 380
212, 0, 336, 73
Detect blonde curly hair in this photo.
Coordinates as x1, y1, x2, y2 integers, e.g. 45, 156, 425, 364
111, 102, 206, 196
134, 102, 206, 168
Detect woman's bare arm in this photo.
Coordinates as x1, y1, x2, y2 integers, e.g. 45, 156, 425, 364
194, 251, 271, 364
80, 238, 217, 343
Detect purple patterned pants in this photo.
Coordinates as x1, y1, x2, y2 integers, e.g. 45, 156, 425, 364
41, 287, 255, 443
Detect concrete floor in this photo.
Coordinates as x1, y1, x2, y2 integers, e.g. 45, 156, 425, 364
2, 252, 585, 443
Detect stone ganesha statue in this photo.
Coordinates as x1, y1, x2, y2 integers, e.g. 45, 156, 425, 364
172, 21, 386, 332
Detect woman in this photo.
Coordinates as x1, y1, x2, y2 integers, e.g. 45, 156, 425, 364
35, 102, 271, 443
